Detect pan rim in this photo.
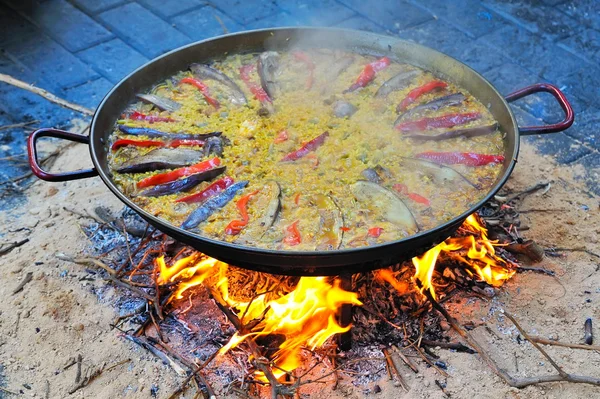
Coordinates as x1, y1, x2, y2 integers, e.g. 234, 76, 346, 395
89, 26, 520, 260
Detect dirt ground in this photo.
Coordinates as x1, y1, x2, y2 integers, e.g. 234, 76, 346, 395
1, 138, 599, 399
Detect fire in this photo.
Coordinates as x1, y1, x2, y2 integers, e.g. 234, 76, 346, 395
156, 255, 361, 380
411, 214, 515, 299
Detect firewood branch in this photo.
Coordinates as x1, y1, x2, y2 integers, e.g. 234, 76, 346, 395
425, 289, 600, 388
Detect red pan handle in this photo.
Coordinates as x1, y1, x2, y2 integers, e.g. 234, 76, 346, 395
28, 128, 98, 181
505, 83, 574, 135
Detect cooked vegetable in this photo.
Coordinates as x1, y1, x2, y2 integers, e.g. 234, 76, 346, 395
374, 69, 421, 97
312, 194, 344, 250
345, 56, 391, 92
281, 131, 329, 162
189, 63, 247, 105
176, 176, 234, 204
332, 101, 357, 118
137, 157, 220, 188
258, 51, 281, 99
415, 151, 505, 166
399, 157, 477, 188
292, 51, 315, 89
274, 130, 288, 143
125, 111, 175, 123
395, 112, 481, 132
111, 139, 164, 151
180, 77, 220, 109
181, 181, 249, 230
396, 93, 465, 122
136, 93, 181, 112
117, 125, 221, 140
203, 136, 225, 157
352, 181, 418, 233
406, 123, 499, 140
253, 181, 281, 235
116, 148, 204, 174
140, 166, 226, 197
225, 189, 260, 235
397, 80, 448, 112
362, 167, 383, 183
367, 227, 383, 238
283, 220, 301, 246
240, 63, 274, 113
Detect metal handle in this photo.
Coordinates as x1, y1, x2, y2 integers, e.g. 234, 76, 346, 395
28, 128, 98, 182
505, 83, 574, 135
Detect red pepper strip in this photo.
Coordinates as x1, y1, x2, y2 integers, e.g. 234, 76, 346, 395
239, 64, 272, 103
367, 227, 383, 238
346, 56, 391, 92
294, 193, 301, 205
292, 51, 315, 89
408, 193, 431, 206
397, 80, 448, 112
274, 130, 289, 143
169, 139, 205, 148
393, 183, 408, 195
396, 112, 481, 132
175, 176, 234, 203
128, 111, 175, 123
281, 131, 329, 162
180, 77, 221, 109
415, 151, 505, 166
283, 220, 301, 246
111, 139, 165, 151
340, 227, 351, 232
225, 189, 260, 235
137, 157, 220, 188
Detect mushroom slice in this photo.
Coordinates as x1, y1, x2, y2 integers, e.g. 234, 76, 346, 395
352, 181, 418, 234
399, 157, 478, 189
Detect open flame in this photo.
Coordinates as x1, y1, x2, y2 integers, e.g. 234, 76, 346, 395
157, 255, 361, 379
155, 213, 513, 381
410, 214, 515, 299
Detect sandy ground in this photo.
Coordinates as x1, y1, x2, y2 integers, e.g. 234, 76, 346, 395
1, 140, 599, 399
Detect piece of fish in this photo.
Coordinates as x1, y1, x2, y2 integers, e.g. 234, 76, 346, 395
396, 93, 466, 123
332, 101, 358, 118
406, 123, 499, 141
203, 136, 225, 157
312, 194, 344, 251
190, 63, 247, 105
374, 69, 421, 98
258, 51, 280, 99
238, 181, 281, 242
118, 125, 222, 140
352, 181, 418, 233
116, 148, 203, 173
139, 166, 226, 197
399, 157, 478, 188
136, 93, 181, 112
181, 181, 249, 230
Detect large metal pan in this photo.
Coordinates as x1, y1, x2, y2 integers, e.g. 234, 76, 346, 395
27, 28, 573, 276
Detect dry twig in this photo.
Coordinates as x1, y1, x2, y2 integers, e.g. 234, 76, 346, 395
0, 238, 29, 256
0, 120, 39, 132
11, 272, 33, 295
0, 73, 94, 115
527, 336, 600, 351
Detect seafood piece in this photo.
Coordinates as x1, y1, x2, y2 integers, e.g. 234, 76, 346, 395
281, 131, 329, 162
258, 51, 281, 99
396, 93, 466, 122
352, 181, 418, 233
406, 123, 498, 141
399, 157, 477, 188
203, 136, 225, 157
136, 93, 181, 112
332, 101, 357, 118
312, 194, 344, 251
395, 112, 481, 132
181, 181, 249, 230
189, 63, 247, 105
374, 69, 421, 97
117, 125, 222, 140
139, 166, 226, 197
238, 181, 281, 241
362, 168, 383, 183
397, 80, 448, 112
115, 148, 204, 174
